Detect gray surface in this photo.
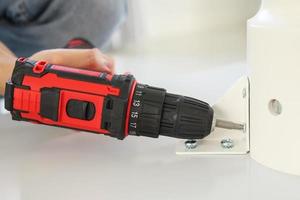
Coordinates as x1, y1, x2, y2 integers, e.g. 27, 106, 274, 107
1, 114, 300, 200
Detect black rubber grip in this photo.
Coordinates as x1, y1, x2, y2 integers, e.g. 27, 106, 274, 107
4, 82, 14, 112
40, 88, 60, 121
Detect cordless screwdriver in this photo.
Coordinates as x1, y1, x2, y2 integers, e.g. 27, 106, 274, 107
4, 58, 244, 140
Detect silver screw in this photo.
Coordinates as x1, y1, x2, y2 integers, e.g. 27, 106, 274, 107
185, 139, 198, 149
221, 138, 234, 149
242, 88, 247, 98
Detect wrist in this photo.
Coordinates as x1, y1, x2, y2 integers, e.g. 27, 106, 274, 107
0, 56, 16, 96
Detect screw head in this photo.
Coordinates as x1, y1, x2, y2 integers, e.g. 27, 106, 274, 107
221, 138, 234, 149
185, 139, 198, 149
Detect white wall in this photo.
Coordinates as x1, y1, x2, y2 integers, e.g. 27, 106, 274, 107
118, 0, 261, 45
111, 0, 261, 71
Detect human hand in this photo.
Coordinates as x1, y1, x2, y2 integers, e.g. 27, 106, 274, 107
0, 48, 115, 95
30, 48, 115, 74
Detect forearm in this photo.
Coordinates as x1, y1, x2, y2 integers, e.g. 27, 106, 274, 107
0, 42, 16, 95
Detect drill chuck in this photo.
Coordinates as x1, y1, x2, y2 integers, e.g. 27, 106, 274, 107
5, 58, 214, 140
128, 84, 214, 139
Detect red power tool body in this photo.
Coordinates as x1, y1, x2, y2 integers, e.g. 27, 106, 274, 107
5, 58, 214, 140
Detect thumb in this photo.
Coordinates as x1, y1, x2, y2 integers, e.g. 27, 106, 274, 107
30, 48, 114, 74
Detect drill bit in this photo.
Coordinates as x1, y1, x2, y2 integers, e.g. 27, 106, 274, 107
215, 119, 245, 132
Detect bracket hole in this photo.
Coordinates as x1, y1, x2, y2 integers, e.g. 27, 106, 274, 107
268, 99, 282, 116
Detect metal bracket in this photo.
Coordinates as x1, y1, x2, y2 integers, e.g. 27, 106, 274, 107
176, 76, 250, 155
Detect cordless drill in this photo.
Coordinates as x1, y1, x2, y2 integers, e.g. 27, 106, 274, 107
4, 58, 242, 140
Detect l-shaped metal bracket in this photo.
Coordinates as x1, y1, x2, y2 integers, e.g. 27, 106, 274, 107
176, 76, 250, 155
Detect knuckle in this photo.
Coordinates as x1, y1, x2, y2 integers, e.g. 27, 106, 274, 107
87, 48, 101, 66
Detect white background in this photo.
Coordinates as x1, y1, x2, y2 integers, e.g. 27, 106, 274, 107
1, 0, 300, 199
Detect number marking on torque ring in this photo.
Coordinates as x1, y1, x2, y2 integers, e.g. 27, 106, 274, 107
135, 90, 142, 96
130, 122, 137, 129
133, 100, 140, 107
131, 111, 139, 118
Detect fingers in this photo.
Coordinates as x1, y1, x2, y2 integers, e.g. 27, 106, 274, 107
100, 53, 115, 74
30, 48, 115, 74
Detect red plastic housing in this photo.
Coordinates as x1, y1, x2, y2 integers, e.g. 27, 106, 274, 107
7, 58, 136, 139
